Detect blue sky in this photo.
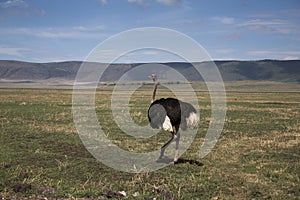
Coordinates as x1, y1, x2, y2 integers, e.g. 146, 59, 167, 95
0, 0, 300, 62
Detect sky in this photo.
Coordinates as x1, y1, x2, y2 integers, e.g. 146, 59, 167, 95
0, 0, 300, 62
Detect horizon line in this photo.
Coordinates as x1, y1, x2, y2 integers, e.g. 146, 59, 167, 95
0, 58, 299, 64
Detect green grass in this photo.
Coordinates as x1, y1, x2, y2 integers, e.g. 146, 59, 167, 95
0, 82, 300, 199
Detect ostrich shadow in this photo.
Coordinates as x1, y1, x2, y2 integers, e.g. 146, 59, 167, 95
156, 157, 203, 166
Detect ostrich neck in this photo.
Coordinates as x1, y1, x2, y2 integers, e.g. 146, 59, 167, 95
151, 79, 158, 103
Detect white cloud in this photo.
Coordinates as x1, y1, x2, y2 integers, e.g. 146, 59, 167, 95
1, 26, 108, 39
142, 50, 160, 55
88, 49, 122, 62
0, 47, 28, 57
282, 56, 299, 60
73, 25, 106, 31
212, 16, 299, 35
247, 50, 300, 60
236, 19, 298, 34
212, 16, 235, 25
128, 0, 144, 4
215, 48, 236, 54
0, 0, 28, 8
99, 0, 107, 6
100, 0, 180, 6
0, 0, 46, 17
238, 19, 288, 27
249, 9, 300, 19
213, 17, 297, 34
156, 0, 180, 6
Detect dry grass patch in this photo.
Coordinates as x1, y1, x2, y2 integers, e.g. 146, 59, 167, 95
0, 84, 299, 199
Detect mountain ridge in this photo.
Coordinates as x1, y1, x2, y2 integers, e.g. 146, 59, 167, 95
0, 59, 299, 83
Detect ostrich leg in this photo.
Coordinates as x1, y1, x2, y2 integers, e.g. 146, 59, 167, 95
159, 132, 176, 159
174, 131, 180, 163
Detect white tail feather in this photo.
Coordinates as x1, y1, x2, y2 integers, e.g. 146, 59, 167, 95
186, 112, 199, 129
162, 116, 173, 132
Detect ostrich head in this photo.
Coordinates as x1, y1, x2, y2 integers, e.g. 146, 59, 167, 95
148, 74, 157, 82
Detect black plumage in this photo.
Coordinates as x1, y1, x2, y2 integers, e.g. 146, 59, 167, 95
148, 97, 197, 131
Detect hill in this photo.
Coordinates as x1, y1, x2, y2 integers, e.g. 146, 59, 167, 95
0, 60, 299, 84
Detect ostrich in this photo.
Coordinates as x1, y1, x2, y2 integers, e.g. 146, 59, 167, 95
147, 74, 199, 163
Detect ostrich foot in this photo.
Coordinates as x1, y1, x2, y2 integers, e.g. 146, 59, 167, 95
173, 149, 179, 163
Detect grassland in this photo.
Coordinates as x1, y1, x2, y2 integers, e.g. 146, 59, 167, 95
0, 81, 299, 199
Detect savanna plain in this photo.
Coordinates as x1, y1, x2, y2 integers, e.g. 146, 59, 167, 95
0, 81, 299, 199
